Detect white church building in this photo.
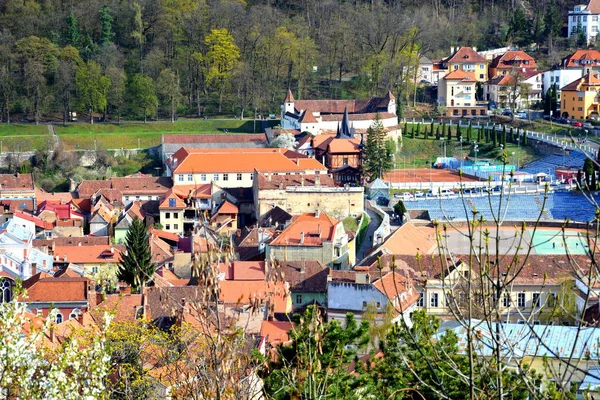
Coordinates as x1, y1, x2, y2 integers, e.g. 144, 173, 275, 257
279, 90, 399, 135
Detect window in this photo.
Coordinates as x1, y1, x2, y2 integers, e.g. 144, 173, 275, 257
579, 97, 584, 101
92, 266, 98, 274
213, 174, 219, 181
453, 65, 458, 70
223, 173, 229, 181
517, 292, 526, 307
173, 213, 178, 219
201, 174, 207, 181
417, 293, 424, 307
1, 279, 12, 303
362, 301, 367, 308
547, 293, 557, 307
594, 15, 599, 21
136, 196, 140, 201
237, 173, 242, 180
174, 224, 179, 230
532, 293, 541, 308
296, 294, 302, 304
125, 196, 130, 201
56, 313, 63, 324
479, 64, 484, 69
343, 157, 348, 166
178, 175, 184, 182
69, 309, 81, 320
503, 294, 511, 307
169, 198, 176, 207
480, 74, 484, 79
430, 293, 439, 307
165, 212, 171, 219
166, 224, 170, 230
578, 107, 583, 111
187, 174, 193, 182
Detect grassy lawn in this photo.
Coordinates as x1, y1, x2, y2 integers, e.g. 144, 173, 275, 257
0, 136, 54, 152
59, 133, 163, 150
54, 119, 268, 135
0, 124, 51, 136
342, 216, 359, 232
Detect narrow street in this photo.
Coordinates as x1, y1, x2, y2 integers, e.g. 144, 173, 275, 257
356, 209, 381, 262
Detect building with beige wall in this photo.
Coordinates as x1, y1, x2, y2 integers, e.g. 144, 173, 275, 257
253, 171, 364, 221
166, 147, 328, 189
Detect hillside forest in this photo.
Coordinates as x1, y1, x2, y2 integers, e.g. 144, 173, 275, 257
0, 0, 590, 123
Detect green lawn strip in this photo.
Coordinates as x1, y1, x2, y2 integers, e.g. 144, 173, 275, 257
0, 124, 51, 136
53, 119, 269, 135
0, 135, 53, 152
59, 132, 162, 150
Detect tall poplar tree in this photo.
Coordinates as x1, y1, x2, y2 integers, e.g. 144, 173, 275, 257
362, 114, 393, 181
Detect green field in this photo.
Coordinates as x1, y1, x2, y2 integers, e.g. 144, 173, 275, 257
0, 124, 50, 136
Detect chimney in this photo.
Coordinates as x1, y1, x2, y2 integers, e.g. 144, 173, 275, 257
295, 159, 300, 165
315, 175, 321, 186
64, 254, 67, 263
451, 46, 455, 54
69, 178, 77, 192
300, 262, 306, 274
88, 281, 97, 309
315, 209, 320, 218
110, 247, 114, 254
31, 263, 37, 276
473, 46, 477, 52
300, 232, 305, 244
301, 176, 305, 186
267, 174, 271, 182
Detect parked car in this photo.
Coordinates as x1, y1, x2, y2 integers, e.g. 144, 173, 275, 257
414, 191, 425, 198
557, 118, 569, 124
583, 122, 594, 129
572, 121, 583, 127
515, 112, 527, 119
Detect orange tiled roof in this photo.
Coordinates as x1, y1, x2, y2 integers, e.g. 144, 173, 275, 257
270, 212, 339, 247
231, 261, 266, 280
35, 188, 73, 204
444, 70, 476, 81
14, 210, 53, 230
562, 49, 600, 68
490, 51, 537, 70
0, 173, 34, 191
149, 227, 180, 242
284, 89, 295, 102
372, 271, 420, 312
94, 294, 142, 322
380, 223, 437, 255
169, 147, 327, 174
21, 272, 89, 303
159, 189, 187, 209
260, 320, 292, 345
215, 200, 238, 215
53, 245, 124, 264
219, 280, 290, 313
562, 73, 600, 91
444, 47, 487, 64
299, 109, 318, 123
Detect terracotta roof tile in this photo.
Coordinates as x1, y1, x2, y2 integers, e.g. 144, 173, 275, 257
444, 47, 488, 64
278, 260, 328, 292
299, 108, 318, 123
260, 320, 292, 346
562, 73, 600, 91
53, 244, 124, 264
0, 173, 34, 191
270, 212, 339, 247
170, 148, 327, 174
256, 172, 335, 190
284, 89, 295, 103
94, 294, 142, 322
444, 70, 477, 81
21, 272, 89, 303
215, 200, 238, 215
372, 271, 420, 311
319, 112, 396, 122
490, 51, 537, 70
218, 280, 290, 313
562, 49, 600, 69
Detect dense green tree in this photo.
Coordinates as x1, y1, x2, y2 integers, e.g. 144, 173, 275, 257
127, 74, 157, 122
584, 157, 595, 188
117, 217, 155, 293
466, 121, 472, 142
157, 68, 181, 122
106, 67, 126, 122
363, 114, 394, 181
507, 6, 531, 47
63, 9, 80, 48
544, 0, 562, 52
75, 61, 110, 124
99, 5, 115, 47
204, 28, 240, 113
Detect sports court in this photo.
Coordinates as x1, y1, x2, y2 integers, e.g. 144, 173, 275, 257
440, 227, 591, 255
384, 168, 481, 183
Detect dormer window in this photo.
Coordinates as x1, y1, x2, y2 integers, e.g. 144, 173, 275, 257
169, 198, 176, 207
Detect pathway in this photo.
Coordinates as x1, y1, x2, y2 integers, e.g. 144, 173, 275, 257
356, 208, 381, 262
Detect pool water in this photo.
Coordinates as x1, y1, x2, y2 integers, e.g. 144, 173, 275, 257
529, 229, 589, 255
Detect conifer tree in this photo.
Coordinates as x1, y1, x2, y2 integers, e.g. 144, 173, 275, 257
493, 126, 497, 147
467, 121, 472, 142
501, 125, 506, 146
435, 125, 440, 140
415, 123, 421, 138
456, 124, 462, 141
363, 115, 393, 181
117, 217, 155, 293
446, 125, 452, 142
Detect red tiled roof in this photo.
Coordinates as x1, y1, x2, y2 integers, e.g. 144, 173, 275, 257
372, 271, 420, 312
284, 89, 295, 103
149, 227, 180, 242
215, 200, 238, 215
76, 180, 111, 198
444, 47, 487, 64
21, 272, 89, 303
562, 49, 600, 68
53, 245, 124, 264
260, 320, 292, 345
490, 51, 537, 70
299, 109, 318, 123
170, 147, 327, 174
319, 112, 396, 122
589, 0, 600, 13
0, 173, 34, 191
35, 188, 73, 204
256, 172, 335, 190
218, 280, 290, 313
270, 212, 339, 247
95, 294, 142, 322
159, 190, 187, 209
444, 70, 477, 81
13, 210, 53, 230
562, 73, 600, 91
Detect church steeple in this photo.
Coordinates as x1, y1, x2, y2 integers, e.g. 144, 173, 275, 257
337, 107, 353, 139
284, 89, 295, 103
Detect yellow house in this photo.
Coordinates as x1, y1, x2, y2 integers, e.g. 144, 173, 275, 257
438, 70, 487, 117
560, 73, 600, 120
443, 47, 489, 83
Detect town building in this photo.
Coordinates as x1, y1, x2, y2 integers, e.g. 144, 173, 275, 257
438, 70, 486, 117
279, 89, 398, 135
441, 46, 489, 82
0, 173, 35, 199
561, 49, 600, 75
52, 244, 124, 283
417, 56, 434, 83
166, 147, 328, 189
74, 173, 172, 206
568, 0, 600, 43
266, 212, 354, 270
560, 73, 600, 119
327, 268, 419, 327
0, 215, 54, 283
485, 70, 543, 111
542, 69, 582, 101
277, 260, 328, 310
253, 171, 364, 222
488, 50, 538, 78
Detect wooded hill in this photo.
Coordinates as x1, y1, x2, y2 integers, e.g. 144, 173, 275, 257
0, 0, 588, 123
